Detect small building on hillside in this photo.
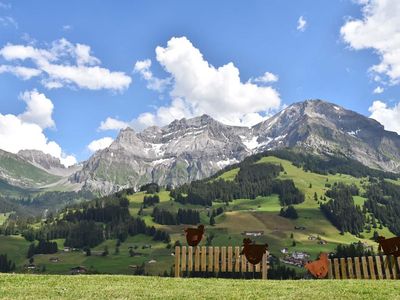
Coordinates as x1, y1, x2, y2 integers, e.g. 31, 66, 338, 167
242, 231, 264, 237
148, 259, 157, 264
280, 248, 289, 254
291, 251, 310, 260
49, 257, 60, 263
70, 266, 88, 275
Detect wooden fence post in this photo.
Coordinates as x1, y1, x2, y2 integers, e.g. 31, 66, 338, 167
333, 258, 340, 279
347, 257, 354, 279
227, 247, 233, 272
354, 257, 362, 279
234, 247, 240, 272
361, 256, 369, 279
181, 246, 186, 273
201, 246, 207, 272
175, 246, 180, 278
368, 256, 376, 280
221, 247, 226, 272
194, 247, 200, 272
188, 246, 193, 272
328, 259, 333, 279
262, 251, 268, 280
208, 246, 214, 272
375, 256, 383, 280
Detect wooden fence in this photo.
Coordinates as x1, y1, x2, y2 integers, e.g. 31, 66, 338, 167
174, 246, 269, 279
327, 255, 400, 279
174, 247, 400, 280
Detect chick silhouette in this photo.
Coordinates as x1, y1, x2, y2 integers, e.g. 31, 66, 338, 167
304, 253, 329, 279
184, 224, 205, 247
241, 238, 268, 265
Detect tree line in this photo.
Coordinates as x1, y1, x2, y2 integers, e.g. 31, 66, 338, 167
364, 180, 400, 236
320, 183, 365, 235
0, 254, 15, 273
171, 162, 304, 206
152, 207, 200, 225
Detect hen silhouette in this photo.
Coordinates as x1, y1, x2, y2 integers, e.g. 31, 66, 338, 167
304, 253, 329, 279
184, 224, 205, 247
377, 236, 400, 257
241, 238, 268, 265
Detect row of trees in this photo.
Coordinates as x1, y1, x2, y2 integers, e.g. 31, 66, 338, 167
152, 207, 200, 225
143, 195, 160, 208
320, 183, 365, 234
27, 240, 58, 258
21, 192, 171, 248
364, 180, 400, 235
171, 162, 304, 206
0, 254, 15, 273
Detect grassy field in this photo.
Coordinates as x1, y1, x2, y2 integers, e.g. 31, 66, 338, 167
0, 275, 399, 300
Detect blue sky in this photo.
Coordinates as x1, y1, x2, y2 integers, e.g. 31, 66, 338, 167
0, 0, 399, 165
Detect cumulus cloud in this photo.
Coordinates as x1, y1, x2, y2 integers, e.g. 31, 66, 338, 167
99, 117, 130, 131
87, 137, 114, 152
0, 38, 132, 91
101, 37, 281, 130
341, 0, 400, 84
0, 91, 77, 167
134, 59, 171, 92
250, 71, 279, 84
297, 16, 307, 32
369, 100, 400, 134
0, 65, 41, 80
373, 86, 384, 94
18, 90, 55, 129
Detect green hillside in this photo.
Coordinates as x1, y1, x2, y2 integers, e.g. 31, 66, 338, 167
0, 151, 61, 196
0, 151, 398, 276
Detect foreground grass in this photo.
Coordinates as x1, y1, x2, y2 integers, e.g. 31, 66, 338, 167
0, 275, 399, 300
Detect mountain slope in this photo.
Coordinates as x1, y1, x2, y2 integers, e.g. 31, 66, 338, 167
71, 115, 250, 194
252, 100, 400, 172
70, 100, 400, 195
0, 149, 61, 189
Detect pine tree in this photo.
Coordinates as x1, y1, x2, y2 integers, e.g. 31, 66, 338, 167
209, 215, 215, 226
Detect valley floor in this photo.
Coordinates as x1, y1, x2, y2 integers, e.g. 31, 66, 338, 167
0, 274, 399, 300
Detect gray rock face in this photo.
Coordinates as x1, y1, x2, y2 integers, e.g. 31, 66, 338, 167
70, 100, 400, 195
17, 149, 78, 177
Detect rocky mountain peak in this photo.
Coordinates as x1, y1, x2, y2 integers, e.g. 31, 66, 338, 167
18, 149, 65, 170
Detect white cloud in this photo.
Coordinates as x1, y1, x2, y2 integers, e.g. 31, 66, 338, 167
0, 38, 132, 91
0, 16, 17, 28
373, 86, 384, 94
18, 90, 55, 129
101, 36, 281, 130
369, 100, 400, 134
341, 0, 400, 84
250, 71, 279, 84
62, 25, 72, 31
297, 16, 307, 32
99, 117, 130, 131
0, 65, 41, 80
87, 137, 114, 152
0, 91, 76, 167
134, 59, 171, 92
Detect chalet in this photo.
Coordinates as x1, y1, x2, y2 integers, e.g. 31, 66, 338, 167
308, 235, 317, 241
318, 240, 328, 245
280, 248, 289, 254
148, 259, 157, 264
294, 226, 306, 230
242, 231, 264, 237
70, 266, 88, 275
49, 257, 60, 263
292, 251, 310, 260
63, 247, 71, 252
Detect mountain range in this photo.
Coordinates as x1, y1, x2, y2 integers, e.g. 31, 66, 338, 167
1, 99, 400, 196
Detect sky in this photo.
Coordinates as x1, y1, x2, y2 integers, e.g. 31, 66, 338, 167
0, 0, 400, 166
